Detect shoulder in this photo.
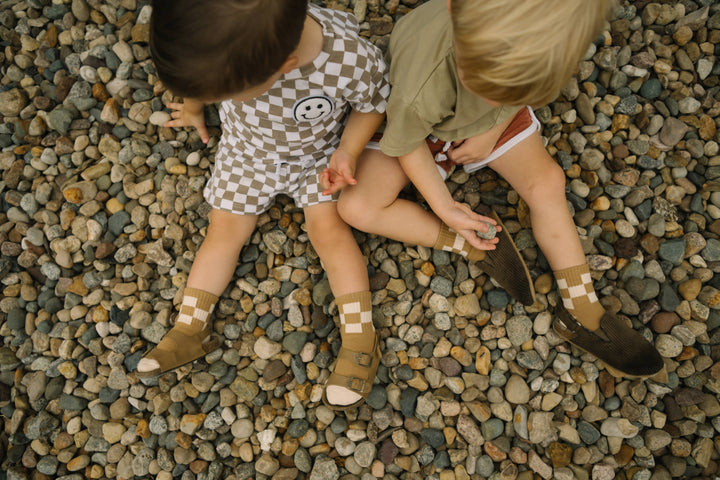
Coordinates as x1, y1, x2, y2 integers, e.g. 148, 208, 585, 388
309, 4, 360, 35
388, 0, 454, 98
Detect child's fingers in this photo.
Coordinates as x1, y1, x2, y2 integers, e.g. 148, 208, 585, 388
322, 183, 342, 196
342, 171, 357, 185
465, 235, 497, 251
164, 119, 185, 128
476, 215, 500, 231
456, 203, 498, 228
195, 123, 210, 143
166, 102, 183, 110
463, 230, 498, 251
319, 170, 331, 190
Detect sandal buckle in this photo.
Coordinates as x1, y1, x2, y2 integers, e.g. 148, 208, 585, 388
347, 377, 366, 393
355, 352, 372, 367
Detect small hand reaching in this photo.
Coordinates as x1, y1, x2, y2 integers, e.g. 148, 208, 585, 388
164, 101, 210, 144
319, 148, 358, 195
439, 201, 500, 251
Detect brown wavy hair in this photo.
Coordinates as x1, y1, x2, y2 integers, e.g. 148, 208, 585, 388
150, 0, 308, 99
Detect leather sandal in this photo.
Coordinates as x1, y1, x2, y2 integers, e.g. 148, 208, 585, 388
136, 317, 221, 378
476, 210, 536, 306
553, 305, 664, 378
322, 333, 381, 411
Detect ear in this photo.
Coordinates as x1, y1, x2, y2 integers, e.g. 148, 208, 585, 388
280, 56, 299, 74
446, 0, 451, 13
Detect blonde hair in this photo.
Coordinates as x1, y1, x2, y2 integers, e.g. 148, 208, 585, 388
451, 0, 615, 107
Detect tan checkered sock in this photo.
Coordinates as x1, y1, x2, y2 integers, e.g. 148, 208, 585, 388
336, 291, 375, 352
434, 223, 486, 262
554, 263, 605, 331
177, 288, 218, 330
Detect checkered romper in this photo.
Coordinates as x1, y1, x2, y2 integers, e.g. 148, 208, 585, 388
205, 5, 389, 215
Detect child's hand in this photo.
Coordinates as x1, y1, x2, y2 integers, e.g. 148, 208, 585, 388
320, 148, 358, 195
440, 201, 500, 250
446, 134, 498, 165
164, 101, 210, 144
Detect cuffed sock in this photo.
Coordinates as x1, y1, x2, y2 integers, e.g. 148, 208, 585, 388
553, 263, 605, 331
433, 223, 486, 262
136, 287, 218, 372
176, 287, 218, 327
336, 291, 375, 351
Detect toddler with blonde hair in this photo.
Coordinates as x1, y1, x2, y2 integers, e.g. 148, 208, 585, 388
331, 0, 664, 377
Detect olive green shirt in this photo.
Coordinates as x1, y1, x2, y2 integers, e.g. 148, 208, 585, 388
379, 0, 521, 157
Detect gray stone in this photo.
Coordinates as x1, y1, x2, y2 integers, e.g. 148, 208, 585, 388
659, 118, 688, 146
308, 457, 339, 480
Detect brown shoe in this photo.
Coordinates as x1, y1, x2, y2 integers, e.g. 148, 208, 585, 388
475, 210, 535, 306
553, 305, 664, 378
136, 318, 221, 378
322, 333, 381, 411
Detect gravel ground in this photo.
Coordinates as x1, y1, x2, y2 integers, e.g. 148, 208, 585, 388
1, 0, 720, 479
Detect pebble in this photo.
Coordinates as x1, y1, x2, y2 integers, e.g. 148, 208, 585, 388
505, 375, 531, 404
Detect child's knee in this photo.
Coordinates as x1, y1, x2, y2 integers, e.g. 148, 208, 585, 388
337, 192, 373, 230
306, 216, 347, 249
525, 161, 567, 205
206, 210, 252, 240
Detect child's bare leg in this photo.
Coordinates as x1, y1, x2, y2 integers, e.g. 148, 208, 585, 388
488, 133, 586, 270
304, 202, 377, 407
186, 209, 259, 294
338, 148, 442, 246
137, 209, 257, 374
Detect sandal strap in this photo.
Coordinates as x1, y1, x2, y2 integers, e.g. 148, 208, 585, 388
337, 347, 375, 368
556, 305, 610, 341
326, 371, 370, 395
326, 334, 381, 397
141, 322, 213, 371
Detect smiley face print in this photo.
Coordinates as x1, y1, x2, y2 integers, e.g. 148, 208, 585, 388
292, 95, 335, 122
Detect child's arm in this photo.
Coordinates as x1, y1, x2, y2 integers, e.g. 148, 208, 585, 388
320, 110, 385, 195
398, 143, 499, 251
164, 98, 210, 144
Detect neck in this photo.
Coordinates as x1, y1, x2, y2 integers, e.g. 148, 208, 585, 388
292, 15, 323, 68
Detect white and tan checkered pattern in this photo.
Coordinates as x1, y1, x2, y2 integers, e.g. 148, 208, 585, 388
339, 300, 373, 333
205, 4, 389, 215
205, 147, 335, 214
556, 273, 598, 310
176, 288, 217, 326
433, 223, 487, 262
442, 236, 467, 255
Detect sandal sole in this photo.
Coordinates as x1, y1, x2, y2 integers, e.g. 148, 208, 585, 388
136, 336, 221, 379
478, 210, 536, 306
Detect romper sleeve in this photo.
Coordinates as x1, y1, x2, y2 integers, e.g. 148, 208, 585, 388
341, 37, 390, 115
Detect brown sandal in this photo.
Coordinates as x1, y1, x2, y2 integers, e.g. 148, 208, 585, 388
475, 209, 536, 306
136, 318, 220, 378
322, 333, 381, 411
553, 305, 664, 378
